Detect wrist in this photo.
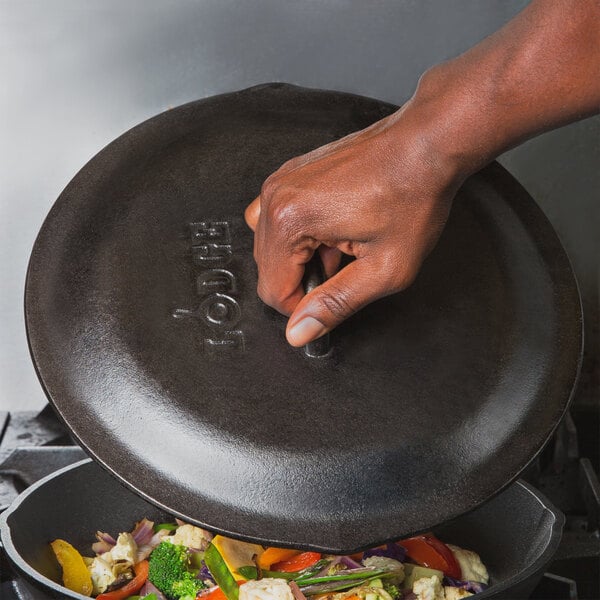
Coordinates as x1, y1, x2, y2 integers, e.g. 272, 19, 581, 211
400, 61, 504, 180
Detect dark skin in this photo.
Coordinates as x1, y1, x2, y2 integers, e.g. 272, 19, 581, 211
245, 0, 600, 347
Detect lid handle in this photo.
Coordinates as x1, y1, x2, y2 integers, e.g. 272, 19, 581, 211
302, 255, 331, 358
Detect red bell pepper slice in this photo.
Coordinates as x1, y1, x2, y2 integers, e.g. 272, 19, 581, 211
201, 581, 245, 600
96, 559, 149, 600
203, 586, 230, 600
399, 535, 461, 579
271, 552, 322, 572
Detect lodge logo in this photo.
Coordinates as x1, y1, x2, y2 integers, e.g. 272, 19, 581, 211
172, 221, 245, 355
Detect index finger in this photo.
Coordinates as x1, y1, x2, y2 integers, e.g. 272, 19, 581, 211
254, 207, 316, 316
244, 196, 261, 232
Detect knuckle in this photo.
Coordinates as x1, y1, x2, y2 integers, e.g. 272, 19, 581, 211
266, 198, 303, 234
260, 177, 277, 200
318, 286, 356, 320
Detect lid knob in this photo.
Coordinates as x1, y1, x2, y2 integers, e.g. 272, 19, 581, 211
302, 255, 331, 358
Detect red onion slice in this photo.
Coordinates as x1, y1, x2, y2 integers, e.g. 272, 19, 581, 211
131, 518, 155, 546
137, 529, 171, 562
139, 580, 167, 600
314, 556, 363, 578
290, 581, 308, 600
92, 531, 116, 555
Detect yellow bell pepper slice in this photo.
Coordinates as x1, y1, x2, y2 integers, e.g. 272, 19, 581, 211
211, 535, 264, 580
50, 539, 93, 596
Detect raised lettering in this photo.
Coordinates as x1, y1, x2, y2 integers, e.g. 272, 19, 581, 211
204, 331, 245, 355
196, 269, 237, 296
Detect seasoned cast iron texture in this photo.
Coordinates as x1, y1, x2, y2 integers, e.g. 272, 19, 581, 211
24, 84, 582, 552
0, 460, 564, 599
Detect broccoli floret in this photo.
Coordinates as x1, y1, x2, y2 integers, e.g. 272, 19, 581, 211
148, 541, 206, 600
172, 578, 204, 600
383, 583, 400, 600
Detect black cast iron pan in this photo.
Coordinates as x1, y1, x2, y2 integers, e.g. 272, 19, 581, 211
0, 459, 564, 600
24, 84, 582, 552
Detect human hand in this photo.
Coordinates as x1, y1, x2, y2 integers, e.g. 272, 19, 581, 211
245, 103, 464, 347
246, 0, 600, 348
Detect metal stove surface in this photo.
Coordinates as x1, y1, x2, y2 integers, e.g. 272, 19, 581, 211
0, 407, 598, 600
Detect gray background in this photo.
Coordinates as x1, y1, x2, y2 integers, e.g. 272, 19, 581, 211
1, 0, 598, 411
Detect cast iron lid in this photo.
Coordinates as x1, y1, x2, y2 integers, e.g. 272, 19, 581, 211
25, 84, 582, 553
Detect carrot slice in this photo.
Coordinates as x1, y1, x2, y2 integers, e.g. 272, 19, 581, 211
258, 548, 301, 569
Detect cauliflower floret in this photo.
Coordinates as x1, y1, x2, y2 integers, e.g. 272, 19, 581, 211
109, 532, 137, 565
336, 585, 394, 600
413, 575, 444, 600
169, 524, 212, 550
447, 545, 489, 584
240, 578, 295, 600
444, 587, 473, 600
88, 555, 116, 595
362, 556, 405, 584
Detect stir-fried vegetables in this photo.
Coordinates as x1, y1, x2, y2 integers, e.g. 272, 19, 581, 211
271, 553, 322, 573
148, 541, 206, 599
399, 536, 461, 580
211, 535, 265, 580
96, 560, 149, 600
205, 542, 241, 600
238, 578, 295, 600
259, 548, 301, 570
50, 539, 93, 597
50, 520, 489, 600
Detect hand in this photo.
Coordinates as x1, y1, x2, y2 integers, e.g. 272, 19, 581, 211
246, 0, 600, 348
245, 104, 463, 347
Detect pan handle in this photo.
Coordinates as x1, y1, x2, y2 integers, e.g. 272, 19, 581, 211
302, 254, 331, 358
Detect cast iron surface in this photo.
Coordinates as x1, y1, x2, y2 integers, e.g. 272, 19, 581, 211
0, 459, 564, 600
24, 84, 582, 552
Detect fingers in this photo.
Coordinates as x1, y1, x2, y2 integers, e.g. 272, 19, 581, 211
318, 245, 342, 279
254, 215, 316, 316
245, 197, 260, 231
285, 257, 403, 347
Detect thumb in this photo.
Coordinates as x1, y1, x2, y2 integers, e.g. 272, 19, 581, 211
285, 258, 394, 347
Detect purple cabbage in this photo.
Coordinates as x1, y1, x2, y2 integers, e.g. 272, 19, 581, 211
198, 560, 216, 585
362, 543, 407, 563
443, 576, 488, 594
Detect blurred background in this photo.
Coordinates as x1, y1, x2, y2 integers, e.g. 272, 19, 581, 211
1, 0, 598, 412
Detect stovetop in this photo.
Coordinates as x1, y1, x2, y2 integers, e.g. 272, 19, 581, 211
0, 405, 598, 600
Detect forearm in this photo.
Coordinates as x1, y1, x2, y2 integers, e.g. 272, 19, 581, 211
403, 0, 600, 178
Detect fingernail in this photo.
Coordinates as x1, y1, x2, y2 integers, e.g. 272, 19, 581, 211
287, 317, 327, 347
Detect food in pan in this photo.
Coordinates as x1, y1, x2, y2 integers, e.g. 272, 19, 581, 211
50, 519, 489, 600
